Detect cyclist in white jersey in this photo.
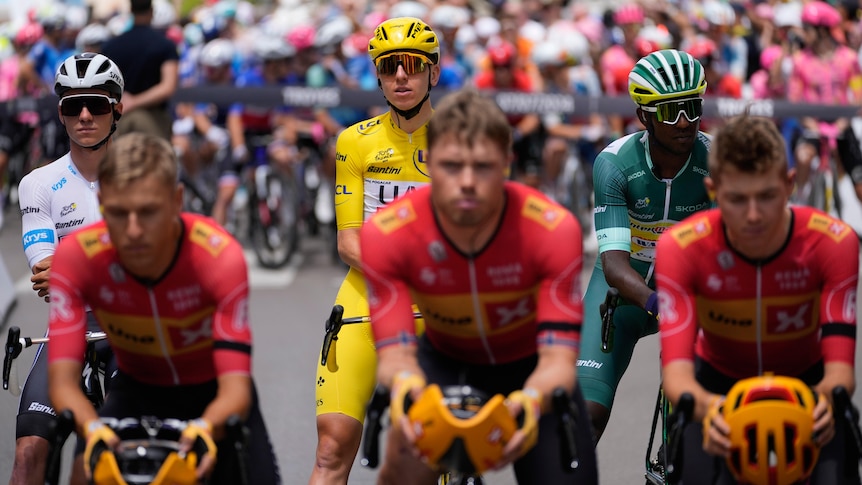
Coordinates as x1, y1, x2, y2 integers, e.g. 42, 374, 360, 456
11, 52, 124, 485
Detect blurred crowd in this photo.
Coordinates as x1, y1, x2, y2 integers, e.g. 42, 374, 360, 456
2, 0, 862, 234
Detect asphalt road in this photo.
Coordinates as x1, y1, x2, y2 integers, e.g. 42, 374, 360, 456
0, 212, 860, 484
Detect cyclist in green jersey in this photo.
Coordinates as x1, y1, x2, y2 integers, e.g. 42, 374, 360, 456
578, 49, 715, 442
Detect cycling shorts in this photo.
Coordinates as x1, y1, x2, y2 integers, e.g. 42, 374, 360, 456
577, 264, 658, 409
315, 267, 424, 422
416, 335, 599, 484
16, 313, 116, 440
79, 371, 282, 484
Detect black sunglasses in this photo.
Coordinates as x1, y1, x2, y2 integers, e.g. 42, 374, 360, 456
59, 94, 117, 117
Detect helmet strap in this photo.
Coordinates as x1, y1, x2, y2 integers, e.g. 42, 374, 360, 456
79, 121, 117, 151
386, 70, 433, 121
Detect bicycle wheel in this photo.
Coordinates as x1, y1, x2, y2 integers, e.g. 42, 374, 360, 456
249, 165, 300, 269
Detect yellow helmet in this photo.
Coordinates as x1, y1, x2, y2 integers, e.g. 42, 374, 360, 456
407, 384, 516, 475
722, 375, 820, 485
368, 17, 440, 64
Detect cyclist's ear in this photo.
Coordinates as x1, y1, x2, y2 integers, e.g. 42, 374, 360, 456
637, 108, 648, 127
113, 110, 121, 122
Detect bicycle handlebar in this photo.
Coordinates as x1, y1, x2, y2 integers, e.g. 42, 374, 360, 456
320, 305, 423, 366
600, 288, 620, 353
552, 387, 580, 471
664, 392, 694, 484
833, 386, 862, 467
360, 386, 391, 469
3, 326, 108, 395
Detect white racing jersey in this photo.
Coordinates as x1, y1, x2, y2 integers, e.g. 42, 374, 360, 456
19, 153, 101, 269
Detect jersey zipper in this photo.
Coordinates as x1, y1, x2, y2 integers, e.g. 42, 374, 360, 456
147, 289, 180, 385
644, 180, 674, 284
468, 258, 495, 364
756, 265, 763, 375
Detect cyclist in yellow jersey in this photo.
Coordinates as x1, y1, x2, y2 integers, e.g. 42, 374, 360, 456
309, 17, 440, 485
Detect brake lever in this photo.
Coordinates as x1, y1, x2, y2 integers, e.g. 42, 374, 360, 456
361, 386, 391, 469
320, 305, 345, 366
3, 326, 21, 391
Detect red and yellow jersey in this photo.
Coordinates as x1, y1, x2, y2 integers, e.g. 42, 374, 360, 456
656, 207, 858, 379
334, 111, 430, 231
361, 183, 583, 365
47, 213, 252, 386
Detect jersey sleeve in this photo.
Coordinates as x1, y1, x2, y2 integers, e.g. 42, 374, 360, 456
206, 239, 253, 377
334, 128, 366, 231
18, 173, 57, 269
46, 237, 90, 365
535, 214, 583, 352
814, 219, 859, 366
360, 215, 417, 349
655, 230, 699, 366
592, 152, 632, 254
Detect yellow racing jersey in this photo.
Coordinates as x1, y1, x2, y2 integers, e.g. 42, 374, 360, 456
335, 111, 431, 230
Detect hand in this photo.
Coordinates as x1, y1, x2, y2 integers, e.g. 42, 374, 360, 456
390, 372, 426, 425
702, 396, 731, 457
497, 388, 542, 469
179, 418, 218, 480
83, 420, 119, 479
812, 393, 835, 448
31, 256, 53, 302
645, 292, 659, 320
231, 145, 249, 164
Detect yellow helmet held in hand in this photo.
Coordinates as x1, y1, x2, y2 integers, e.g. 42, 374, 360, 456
723, 374, 820, 485
407, 384, 516, 475
368, 17, 440, 64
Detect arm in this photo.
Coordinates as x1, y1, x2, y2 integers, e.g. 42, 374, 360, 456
336, 227, 361, 269
200, 373, 252, 439
601, 250, 655, 311
30, 256, 53, 302
522, 345, 578, 414
592, 154, 656, 309
45, 241, 94, 435
334, 129, 366, 267
122, 60, 178, 112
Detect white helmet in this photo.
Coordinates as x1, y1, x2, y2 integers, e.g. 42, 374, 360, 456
200, 38, 235, 67
703, 0, 736, 26
54, 53, 125, 100
559, 29, 589, 65
532, 41, 565, 68
75, 23, 112, 52
254, 36, 295, 61
152, 0, 178, 29
315, 15, 353, 48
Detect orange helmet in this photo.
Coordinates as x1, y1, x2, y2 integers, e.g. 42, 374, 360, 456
407, 385, 516, 475
722, 375, 820, 485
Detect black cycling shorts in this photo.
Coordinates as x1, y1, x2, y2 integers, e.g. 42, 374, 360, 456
416, 336, 598, 485
16, 313, 115, 440
77, 372, 282, 484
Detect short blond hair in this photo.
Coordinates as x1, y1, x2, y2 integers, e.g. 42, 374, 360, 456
99, 132, 178, 190
427, 88, 512, 155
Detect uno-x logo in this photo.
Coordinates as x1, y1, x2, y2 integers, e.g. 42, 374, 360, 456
496, 298, 531, 327
180, 317, 212, 346
773, 303, 810, 333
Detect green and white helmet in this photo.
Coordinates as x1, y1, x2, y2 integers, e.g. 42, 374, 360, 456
628, 49, 707, 106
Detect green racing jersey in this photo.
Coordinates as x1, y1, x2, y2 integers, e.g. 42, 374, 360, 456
592, 130, 713, 283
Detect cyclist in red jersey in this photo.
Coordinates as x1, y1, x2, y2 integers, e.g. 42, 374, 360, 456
361, 89, 597, 484
656, 115, 859, 484
46, 133, 281, 484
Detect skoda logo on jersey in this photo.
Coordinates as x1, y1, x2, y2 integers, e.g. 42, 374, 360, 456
635, 197, 650, 209
414, 148, 428, 178
52, 177, 67, 192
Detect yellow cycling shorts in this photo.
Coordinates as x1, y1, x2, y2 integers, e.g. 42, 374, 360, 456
315, 267, 423, 422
